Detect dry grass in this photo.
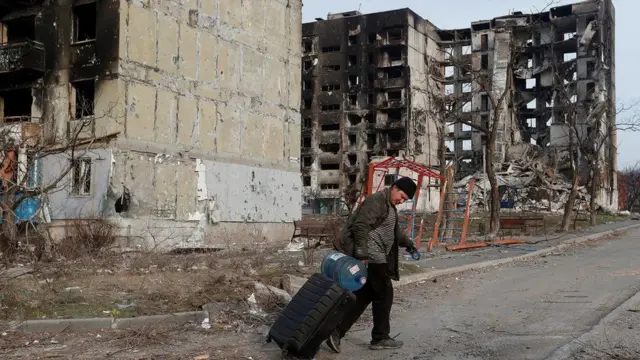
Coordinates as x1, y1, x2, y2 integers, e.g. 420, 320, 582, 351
0, 246, 317, 321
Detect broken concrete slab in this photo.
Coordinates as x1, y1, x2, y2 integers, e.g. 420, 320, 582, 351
254, 282, 292, 304
282, 274, 307, 296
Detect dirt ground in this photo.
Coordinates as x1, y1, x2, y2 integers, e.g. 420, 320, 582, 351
0, 212, 628, 323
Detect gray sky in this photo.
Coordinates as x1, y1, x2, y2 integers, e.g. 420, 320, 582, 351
302, 0, 638, 169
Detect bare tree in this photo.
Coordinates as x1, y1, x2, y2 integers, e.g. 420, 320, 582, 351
0, 84, 122, 261
619, 162, 640, 212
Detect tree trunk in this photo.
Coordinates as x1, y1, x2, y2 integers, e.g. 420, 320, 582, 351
589, 160, 598, 226
485, 142, 500, 234
561, 163, 579, 231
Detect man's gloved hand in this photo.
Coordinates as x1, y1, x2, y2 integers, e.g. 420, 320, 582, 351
405, 243, 420, 260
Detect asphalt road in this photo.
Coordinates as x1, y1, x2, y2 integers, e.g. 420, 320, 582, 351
333, 228, 640, 360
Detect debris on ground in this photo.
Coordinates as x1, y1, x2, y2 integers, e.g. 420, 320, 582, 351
454, 144, 593, 212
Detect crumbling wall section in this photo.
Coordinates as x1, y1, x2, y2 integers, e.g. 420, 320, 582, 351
108, 0, 302, 248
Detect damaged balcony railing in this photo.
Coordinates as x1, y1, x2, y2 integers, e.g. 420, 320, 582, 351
0, 39, 45, 73
0, 118, 41, 146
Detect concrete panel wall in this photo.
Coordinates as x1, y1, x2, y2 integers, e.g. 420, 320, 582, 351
41, 148, 113, 220
105, 0, 303, 228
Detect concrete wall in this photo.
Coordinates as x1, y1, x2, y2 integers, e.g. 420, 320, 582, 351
41, 148, 113, 220
89, 0, 303, 248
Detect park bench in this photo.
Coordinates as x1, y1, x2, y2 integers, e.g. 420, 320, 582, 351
499, 215, 546, 237
291, 218, 342, 249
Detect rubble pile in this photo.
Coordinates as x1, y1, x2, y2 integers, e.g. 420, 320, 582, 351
454, 160, 590, 213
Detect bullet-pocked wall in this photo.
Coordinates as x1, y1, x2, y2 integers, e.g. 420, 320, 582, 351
100, 0, 303, 248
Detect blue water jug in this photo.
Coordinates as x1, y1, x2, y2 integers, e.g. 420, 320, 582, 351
320, 251, 367, 292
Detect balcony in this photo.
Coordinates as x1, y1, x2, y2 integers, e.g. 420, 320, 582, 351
0, 0, 44, 9
0, 118, 41, 147
374, 78, 405, 89
0, 40, 45, 74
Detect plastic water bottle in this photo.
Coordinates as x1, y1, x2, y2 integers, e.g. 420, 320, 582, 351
320, 251, 367, 292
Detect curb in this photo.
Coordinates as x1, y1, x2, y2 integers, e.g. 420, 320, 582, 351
395, 222, 640, 288
5, 223, 639, 333
545, 287, 640, 360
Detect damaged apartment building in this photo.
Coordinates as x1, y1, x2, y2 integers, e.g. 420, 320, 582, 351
301, 0, 617, 211
301, 9, 442, 213
0, 0, 303, 247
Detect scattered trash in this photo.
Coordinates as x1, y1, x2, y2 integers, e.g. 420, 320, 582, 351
201, 317, 211, 329
115, 301, 137, 310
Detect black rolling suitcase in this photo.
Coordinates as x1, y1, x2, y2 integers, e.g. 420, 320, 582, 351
267, 273, 356, 359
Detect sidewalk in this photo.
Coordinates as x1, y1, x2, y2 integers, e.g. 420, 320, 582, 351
401, 219, 640, 272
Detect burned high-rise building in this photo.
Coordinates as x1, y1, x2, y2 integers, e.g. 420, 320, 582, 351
301, 0, 617, 211
301, 9, 442, 212
0, 0, 303, 247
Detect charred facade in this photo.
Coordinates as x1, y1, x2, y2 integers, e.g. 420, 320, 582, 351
301, 9, 441, 211
302, 0, 617, 211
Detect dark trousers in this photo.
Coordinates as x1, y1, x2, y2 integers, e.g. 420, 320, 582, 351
337, 263, 393, 342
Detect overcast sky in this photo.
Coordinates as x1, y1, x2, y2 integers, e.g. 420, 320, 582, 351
302, 0, 638, 169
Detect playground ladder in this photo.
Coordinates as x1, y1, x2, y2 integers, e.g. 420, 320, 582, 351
428, 170, 475, 251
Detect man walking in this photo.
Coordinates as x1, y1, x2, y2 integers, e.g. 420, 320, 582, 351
327, 177, 418, 352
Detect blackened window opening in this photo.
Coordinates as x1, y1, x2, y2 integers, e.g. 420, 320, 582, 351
73, 3, 97, 42
74, 80, 95, 119
1, 89, 32, 121
4, 16, 36, 43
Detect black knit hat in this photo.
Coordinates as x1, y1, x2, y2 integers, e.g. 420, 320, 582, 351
392, 177, 417, 199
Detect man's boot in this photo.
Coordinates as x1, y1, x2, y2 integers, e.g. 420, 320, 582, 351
369, 338, 404, 350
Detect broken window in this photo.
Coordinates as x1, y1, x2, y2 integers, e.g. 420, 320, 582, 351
320, 162, 340, 170
324, 64, 340, 71
481, 54, 489, 70
462, 101, 471, 113
347, 153, 357, 165
384, 174, 395, 186
386, 68, 402, 79
3, 16, 36, 43
302, 136, 311, 147
388, 48, 402, 64
367, 133, 377, 148
304, 60, 313, 71
462, 140, 472, 151
461, 45, 471, 55
563, 32, 575, 41
348, 55, 357, 67
303, 39, 312, 53
586, 82, 595, 100
444, 47, 453, 60
388, 90, 402, 101
365, 113, 375, 124
387, 130, 403, 142
348, 175, 357, 184
480, 34, 488, 51
586, 61, 595, 78
527, 99, 537, 109
319, 143, 340, 153
322, 45, 341, 53
73, 3, 97, 42
1, 88, 32, 121
348, 35, 358, 46
304, 99, 312, 109
349, 94, 357, 106
348, 134, 356, 146
368, 93, 375, 105
481, 115, 489, 128
387, 28, 402, 41
368, 33, 377, 44
302, 156, 312, 167
527, 118, 537, 127
303, 117, 312, 128
527, 58, 533, 69
462, 123, 472, 131
302, 176, 311, 186
462, 83, 472, 93
348, 114, 360, 125
320, 183, 339, 190
303, 80, 312, 90
321, 123, 339, 131
368, 53, 374, 64
71, 158, 91, 195
480, 95, 489, 111
321, 84, 340, 91
386, 150, 399, 156
563, 52, 576, 62
320, 104, 340, 111
72, 80, 95, 119
348, 75, 359, 86
388, 109, 402, 121
526, 78, 536, 89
